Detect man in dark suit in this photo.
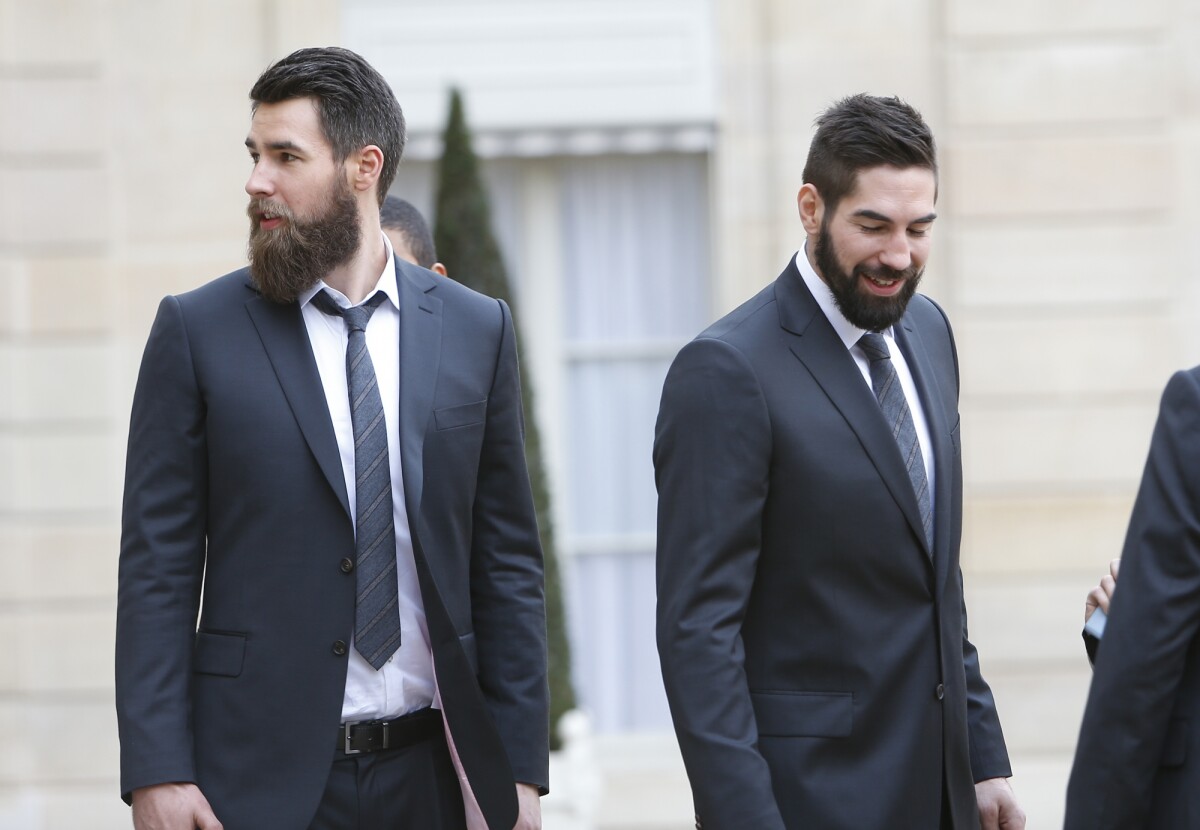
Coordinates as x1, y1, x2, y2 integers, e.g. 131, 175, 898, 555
654, 94, 1023, 830
1065, 367, 1200, 829
115, 47, 547, 830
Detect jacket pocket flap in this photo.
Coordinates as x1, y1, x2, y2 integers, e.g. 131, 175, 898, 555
435, 399, 487, 431
193, 629, 246, 677
751, 690, 853, 738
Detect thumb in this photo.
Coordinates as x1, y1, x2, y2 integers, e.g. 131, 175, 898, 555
194, 801, 223, 830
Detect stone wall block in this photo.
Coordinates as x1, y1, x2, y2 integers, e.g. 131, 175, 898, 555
946, 137, 1170, 218
948, 42, 1168, 126
947, 0, 1166, 38
962, 400, 1159, 490
956, 314, 1177, 398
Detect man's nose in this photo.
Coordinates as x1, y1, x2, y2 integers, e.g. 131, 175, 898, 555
878, 230, 912, 271
245, 162, 274, 198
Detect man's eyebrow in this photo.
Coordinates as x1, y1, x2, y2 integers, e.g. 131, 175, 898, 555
851, 209, 938, 224
244, 137, 305, 153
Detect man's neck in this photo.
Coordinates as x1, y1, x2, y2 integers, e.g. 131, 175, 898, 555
324, 227, 388, 304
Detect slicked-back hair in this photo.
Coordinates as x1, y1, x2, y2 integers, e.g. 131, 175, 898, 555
802, 94, 937, 214
380, 195, 438, 269
250, 47, 405, 207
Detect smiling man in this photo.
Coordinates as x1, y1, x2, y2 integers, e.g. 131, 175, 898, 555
654, 94, 1023, 830
116, 47, 547, 830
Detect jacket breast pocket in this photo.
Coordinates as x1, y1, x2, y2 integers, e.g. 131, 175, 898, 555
751, 690, 854, 738
193, 629, 246, 677
435, 399, 487, 431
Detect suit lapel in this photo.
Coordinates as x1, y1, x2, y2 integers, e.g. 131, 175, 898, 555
776, 263, 931, 558
397, 259, 443, 522
244, 285, 351, 519
895, 316, 954, 578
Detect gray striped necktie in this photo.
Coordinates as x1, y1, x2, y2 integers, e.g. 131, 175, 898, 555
312, 290, 402, 669
858, 332, 933, 549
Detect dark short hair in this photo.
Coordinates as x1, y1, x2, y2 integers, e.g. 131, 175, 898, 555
380, 195, 438, 269
802, 94, 937, 214
250, 47, 405, 207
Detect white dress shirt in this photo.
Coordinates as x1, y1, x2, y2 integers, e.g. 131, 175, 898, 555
793, 247, 937, 509
300, 234, 436, 721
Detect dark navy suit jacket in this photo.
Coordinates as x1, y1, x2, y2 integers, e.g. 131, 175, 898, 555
654, 261, 1011, 829
1066, 366, 1200, 829
116, 258, 548, 830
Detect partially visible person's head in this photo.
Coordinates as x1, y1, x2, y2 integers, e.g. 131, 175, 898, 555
380, 195, 446, 275
798, 95, 938, 332
250, 47, 406, 207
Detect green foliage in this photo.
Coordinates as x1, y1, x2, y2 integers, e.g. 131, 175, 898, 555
433, 88, 577, 749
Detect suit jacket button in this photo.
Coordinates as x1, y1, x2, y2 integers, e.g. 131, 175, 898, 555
332, 640, 347, 656
935, 683, 945, 700
340, 557, 354, 573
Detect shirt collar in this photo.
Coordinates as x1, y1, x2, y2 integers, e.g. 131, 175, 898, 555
299, 231, 399, 311
793, 242, 893, 350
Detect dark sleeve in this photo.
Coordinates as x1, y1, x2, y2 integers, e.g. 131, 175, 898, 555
925, 295, 1012, 782
469, 298, 550, 791
1065, 368, 1200, 828
654, 337, 787, 830
961, 571, 1013, 781
115, 295, 208, 800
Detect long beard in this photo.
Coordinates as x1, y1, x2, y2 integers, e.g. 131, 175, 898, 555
814, 223, 922, 333
247, 182, 361, 305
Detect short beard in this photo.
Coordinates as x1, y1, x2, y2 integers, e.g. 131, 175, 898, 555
247, 180, 361, 305
814, 219, 922, 333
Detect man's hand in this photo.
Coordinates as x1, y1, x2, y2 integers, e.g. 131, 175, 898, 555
976, 777, 1025, 830
1085, 557, 1121, 622
513, 782, 541, 830
131, 782, 222, 830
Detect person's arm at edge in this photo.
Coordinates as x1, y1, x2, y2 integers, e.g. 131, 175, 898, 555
1065, 369, 1200, 828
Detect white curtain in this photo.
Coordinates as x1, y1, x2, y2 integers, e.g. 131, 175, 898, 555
559, 154, 710, 731
391, 151, 712, 732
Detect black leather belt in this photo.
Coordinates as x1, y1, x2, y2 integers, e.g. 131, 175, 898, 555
337, 707, 442, 755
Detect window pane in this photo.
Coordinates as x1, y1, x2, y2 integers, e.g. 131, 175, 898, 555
561, 154, 710, 343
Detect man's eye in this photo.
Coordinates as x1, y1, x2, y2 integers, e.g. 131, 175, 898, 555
908, 227, 930, 237
859, 225, 884, 233
281, 152, 298, 162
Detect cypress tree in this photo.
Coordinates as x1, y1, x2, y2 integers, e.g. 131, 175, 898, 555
433, 88, 577, 748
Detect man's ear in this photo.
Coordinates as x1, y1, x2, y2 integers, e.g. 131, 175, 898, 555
349, 145, 385, 194
797, 183, 824, 235
431, 262, 448, 277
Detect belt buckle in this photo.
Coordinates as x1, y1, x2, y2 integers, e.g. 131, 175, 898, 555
342, 719, 390, 754
343, 720, 362, 755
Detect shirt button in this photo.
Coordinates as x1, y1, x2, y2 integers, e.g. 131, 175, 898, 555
935, 683, 945, 700
340, 558, 354, 573
332, 640, 347, 656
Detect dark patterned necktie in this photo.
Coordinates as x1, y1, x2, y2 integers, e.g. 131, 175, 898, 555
312, 290, 402, 669
858, 332, 933, 549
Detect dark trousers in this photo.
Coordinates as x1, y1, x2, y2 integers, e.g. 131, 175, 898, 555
307, 730, 467, 829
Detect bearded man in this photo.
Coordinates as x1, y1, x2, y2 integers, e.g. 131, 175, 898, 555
654, 94, 1024, 830
115, 47, 548, 830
